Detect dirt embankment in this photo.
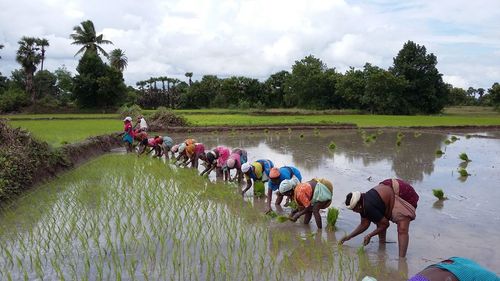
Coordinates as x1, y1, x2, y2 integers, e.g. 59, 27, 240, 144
0, 120, 122, 206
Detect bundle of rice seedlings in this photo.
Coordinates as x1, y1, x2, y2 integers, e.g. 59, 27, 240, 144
326, 207, 339, 231
277, 216, 289, 223
450, 136, 459, 142
444, 139, 452, 145
465, 134, 472, 139
254, 181, 265, 197
435, 149, 444, 156
432, 189, 446, 200
300, 134, 304, 138
458, 168, 469, 177
328, 141, 336, 150
459, 153, 471, 162
266, 211, 278, 218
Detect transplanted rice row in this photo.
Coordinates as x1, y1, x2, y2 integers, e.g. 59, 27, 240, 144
0, 154, 381, 280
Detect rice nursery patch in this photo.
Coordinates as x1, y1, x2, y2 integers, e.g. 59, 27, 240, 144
0, 154, 381, 280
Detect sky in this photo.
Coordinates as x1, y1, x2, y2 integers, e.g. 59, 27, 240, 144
0, 0, 499, 89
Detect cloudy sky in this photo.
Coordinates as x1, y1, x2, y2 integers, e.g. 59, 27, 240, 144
1, 0, 499, 89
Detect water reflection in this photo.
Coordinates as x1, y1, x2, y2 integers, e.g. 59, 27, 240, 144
187, 129, 447, 183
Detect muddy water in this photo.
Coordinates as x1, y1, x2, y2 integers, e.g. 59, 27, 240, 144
175, 128, 500, 278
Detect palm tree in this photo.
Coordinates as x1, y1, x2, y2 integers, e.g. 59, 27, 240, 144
36, 38, 49, 71
70, 20, 113, 57
109, 49, 128, 72
185, 72, 193, 86
16, 37, 42, 102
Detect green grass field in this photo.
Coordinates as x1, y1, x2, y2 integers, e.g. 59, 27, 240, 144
6, 106, 500, 146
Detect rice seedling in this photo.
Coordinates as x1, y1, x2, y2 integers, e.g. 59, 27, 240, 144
459, 152, 471, 162
276, 216, 289, 223
458, 168, 470, 177
435, 149, 444, 156
465, 134, 472, 139
266, 211, 278, 218
397, 132, 404, 139
326, 207, 339, 231
328, 141, 336, 150
432, 189, 446, 200
287, 128, 292, 134
396, 140, 402, 147
0, 154, 373, 280
254, 181, 265, 197
450, 136, 459, 142
299, 134, 304, 138
264, 129, 269, 134
444, 139, 452, 145
414, 132, 422, 138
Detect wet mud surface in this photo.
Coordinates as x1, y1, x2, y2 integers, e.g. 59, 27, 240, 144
173, 128, 500, 277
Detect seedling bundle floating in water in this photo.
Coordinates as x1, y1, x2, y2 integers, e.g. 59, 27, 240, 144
435, 149, 444, 156
432, 189, 446, 200
328, 141, 336, 150
458, 168, 470, 177
459, 153, 471, 162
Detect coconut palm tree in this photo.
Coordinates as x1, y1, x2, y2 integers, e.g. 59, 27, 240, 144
185, 72, 193, 86
109, 49, 128, 72
36, 38, 49, 71
16, 37, 42, 102
70, 20, 113, 57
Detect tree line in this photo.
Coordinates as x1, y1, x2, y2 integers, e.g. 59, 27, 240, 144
1, 20, 499, 114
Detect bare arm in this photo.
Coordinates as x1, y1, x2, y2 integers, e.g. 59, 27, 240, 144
363, 217, 390, 245
241, 178, 252, 195
339, 217, 371, 244
290, 205, 312, 221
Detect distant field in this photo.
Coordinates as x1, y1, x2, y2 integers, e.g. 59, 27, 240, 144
6, 106, 500, 146
9, 119, 121, 147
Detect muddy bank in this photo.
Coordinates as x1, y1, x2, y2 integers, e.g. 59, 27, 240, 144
0, 120, 122, 205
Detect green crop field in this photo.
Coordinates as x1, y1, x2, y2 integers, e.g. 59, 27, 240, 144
0, 154, 386, 280
6, 106, 500, 146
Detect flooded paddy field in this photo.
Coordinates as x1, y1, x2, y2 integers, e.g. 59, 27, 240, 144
0, 128, 499, 280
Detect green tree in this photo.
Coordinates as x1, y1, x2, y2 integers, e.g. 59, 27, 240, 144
109, 49, 128, 72
54, 66, 74, 99
185, 72, 193, 86
336, 67, 365, 109
187, 75, 220, 108
34, 70, 57, 99
362, 63, 408, 114
390, 41, 448, 114
16, 36, 42, 102
36, 38, 49, 71
73, 52, 125, 108
488, 82, 500, 109
70, 20, 113, 57
284, 55, 338, 109
263, 71, 290, 108
447, 86, 475, 106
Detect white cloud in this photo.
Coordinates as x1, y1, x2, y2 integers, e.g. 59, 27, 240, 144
0, 0, 499, 89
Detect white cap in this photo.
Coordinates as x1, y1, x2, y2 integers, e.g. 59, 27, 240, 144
241, 162, 251, 173
178, 143, 186, 153
123, 116, 132, 122
279, 177, 300, 194
346, 191, 361, 210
